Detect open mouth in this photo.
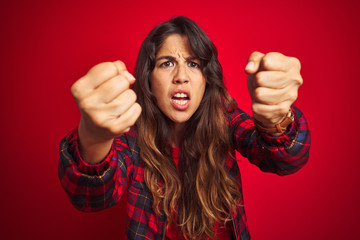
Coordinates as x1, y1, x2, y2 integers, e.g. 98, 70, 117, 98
171, 92, 190, 110
171, 92, 190, 105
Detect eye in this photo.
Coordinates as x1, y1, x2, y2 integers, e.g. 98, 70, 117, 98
159, 61, 174, 68
188, 62, 200, 68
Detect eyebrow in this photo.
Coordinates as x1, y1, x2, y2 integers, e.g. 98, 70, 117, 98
155, 55, 200, 62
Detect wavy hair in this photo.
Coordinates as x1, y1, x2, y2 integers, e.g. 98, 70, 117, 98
133, 16, 241, 239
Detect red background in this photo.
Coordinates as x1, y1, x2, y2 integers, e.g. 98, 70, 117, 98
1, 0, 359, 239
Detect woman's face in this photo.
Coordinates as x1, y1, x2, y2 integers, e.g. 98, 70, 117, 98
151, 34, 206, 127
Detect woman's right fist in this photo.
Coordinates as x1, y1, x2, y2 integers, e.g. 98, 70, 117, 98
71, 61, 142, 145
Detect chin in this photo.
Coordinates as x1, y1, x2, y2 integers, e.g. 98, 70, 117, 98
170, 114, 192, 124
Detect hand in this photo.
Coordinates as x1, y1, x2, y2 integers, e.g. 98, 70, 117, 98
245, 51, 302, 129
71, 61, 142, 146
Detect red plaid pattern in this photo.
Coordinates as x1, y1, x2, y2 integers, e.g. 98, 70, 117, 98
58, 101, 310, 240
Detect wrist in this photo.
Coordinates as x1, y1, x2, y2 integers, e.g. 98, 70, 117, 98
77, 118, 114, 164
254, 109, 294, 135
78, 117, 113, 146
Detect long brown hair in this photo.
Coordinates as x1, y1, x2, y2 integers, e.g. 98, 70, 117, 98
133, 16, 241, 239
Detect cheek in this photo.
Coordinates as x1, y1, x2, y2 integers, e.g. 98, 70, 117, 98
198, 79, 206, 99
151, 80, 167, 105
150, 75, 160, 97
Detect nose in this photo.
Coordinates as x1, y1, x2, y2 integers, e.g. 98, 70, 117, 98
173, 64, 189, 84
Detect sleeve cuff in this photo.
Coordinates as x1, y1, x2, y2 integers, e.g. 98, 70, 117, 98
69, 128, 116, 176
256, 106, 298, 146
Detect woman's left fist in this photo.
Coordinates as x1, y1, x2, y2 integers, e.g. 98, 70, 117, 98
245, 51, 303, 128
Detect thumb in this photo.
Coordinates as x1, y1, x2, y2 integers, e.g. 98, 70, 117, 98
245, 51, 264, 74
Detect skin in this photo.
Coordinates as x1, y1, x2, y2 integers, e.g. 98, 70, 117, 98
151, 34, 206, 147
71, 61, 142, 164
245, 51, 302, 136
71, 37, 302, 163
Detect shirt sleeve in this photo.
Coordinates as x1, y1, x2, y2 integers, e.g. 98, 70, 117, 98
229, 101, 311, 176
58, 128, 135, 212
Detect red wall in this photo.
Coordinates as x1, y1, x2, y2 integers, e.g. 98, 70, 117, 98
1, 0, 359, 239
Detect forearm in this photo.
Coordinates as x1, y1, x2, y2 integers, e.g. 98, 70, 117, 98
233, 105, 310, 175
78, 118, 114, 164
250, 106, 310, 175
58, 129, 121, 212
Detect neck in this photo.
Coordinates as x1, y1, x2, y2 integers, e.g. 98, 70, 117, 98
171, 122, 185, 148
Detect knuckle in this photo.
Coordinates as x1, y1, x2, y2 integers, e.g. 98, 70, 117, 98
291, 74, 303, 86
129, 89, 137, 100
254, 88, 264, 101
255, 72, 265, 86
78, 98, 94, 112
117, 103, 127, 116
288, 90, 298, 101
268, 52, 282, 57
108, 76, 129, 93
133, 103, 142, 116
100, 61, 115, 70
127, 117, 137, 127
135, 103, 142, 112
251, 103, 260, 114
125, 102, 141, 118
70, 82, 79, 97
124, 89, 137, 102
119, 75, 131, 88
91, 62, 117, 76
297, 75, 303, 86
261, 54, 272, 69
70, 80, 85, 99
114, 60, 126, 70
103, 62, 118, 75
255, 72, 263, 86
290, 57, 301, 69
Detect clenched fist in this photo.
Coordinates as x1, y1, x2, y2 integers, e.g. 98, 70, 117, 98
245, 52, 302, 134
71, 61, 142, 163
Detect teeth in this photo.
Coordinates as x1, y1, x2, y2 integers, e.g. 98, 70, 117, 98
174, 99, 188, 105
174, 93, 188, 98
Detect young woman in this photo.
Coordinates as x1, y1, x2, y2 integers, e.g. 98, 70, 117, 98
59, 16, 310, 240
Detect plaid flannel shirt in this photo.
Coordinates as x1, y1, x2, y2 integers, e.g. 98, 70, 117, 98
58, 102, 310, 240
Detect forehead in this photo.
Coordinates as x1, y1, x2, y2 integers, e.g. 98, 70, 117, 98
156, 34, 194, 57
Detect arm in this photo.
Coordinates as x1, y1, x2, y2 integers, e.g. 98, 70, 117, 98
58, 128, 136, 212
58, 61, 141, 211
70, 60, 141, 164
231, 51, 310, 175
230, 102, 310, 175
